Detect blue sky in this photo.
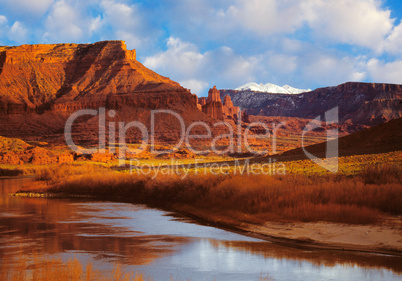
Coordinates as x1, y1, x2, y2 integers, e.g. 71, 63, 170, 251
1, 0, 402, 96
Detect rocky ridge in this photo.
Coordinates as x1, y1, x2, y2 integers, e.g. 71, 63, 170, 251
220, 82, 402, 129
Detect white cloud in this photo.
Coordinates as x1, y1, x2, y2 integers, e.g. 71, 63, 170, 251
268, 54, 298, 74
89, 15, 103, 35
143, 37, 257, 95
0, 15, 8, 40
0, 0, 54, 17
0, 15, 7, 25
143, 36, 379, 94
210, 47, 257, 82
382, 20, 402, 55
224, 0, 302, 35
0, 0, 400, 90
302, 0, 394, 51
7, 21, 28, 43
170, 0, 396, 53
99, 0, 154, 49
44, 0, 83, 41
43, 0, 105, 43
144, 37, 204, 78
300, 53, 367, 86
100, 0, 140, 30
350, 71, 366, 81
367, 59, 402, 84
180, 79, 208, 94
115, 30, 142, 48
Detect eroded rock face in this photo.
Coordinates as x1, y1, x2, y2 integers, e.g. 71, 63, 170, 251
0, 41, 217, 145
0, 41, 184, 114
201, 87, 242, 121
222, 95, 240, 120
220, 82, 402, 128
202, 86, 224, 120
207, 86, 221, 103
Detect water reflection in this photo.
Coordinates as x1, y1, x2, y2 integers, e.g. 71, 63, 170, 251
0, 177, 401, 281
0, 178, 192, 265
211, 240, 402, 273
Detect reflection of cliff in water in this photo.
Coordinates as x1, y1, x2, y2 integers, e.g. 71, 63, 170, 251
0, 178, 189, 265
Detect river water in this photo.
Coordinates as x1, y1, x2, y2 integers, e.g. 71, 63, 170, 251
0, 177, 401, 280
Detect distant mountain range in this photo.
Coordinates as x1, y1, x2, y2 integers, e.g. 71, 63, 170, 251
220, 82, 402, 130
235, 82, 311, 94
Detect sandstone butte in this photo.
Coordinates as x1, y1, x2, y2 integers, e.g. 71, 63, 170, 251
0, 41, 226, 144
0, 40, 194, 112
199, 86, 241, 121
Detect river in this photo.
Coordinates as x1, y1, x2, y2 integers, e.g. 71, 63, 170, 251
0, 177, 401, 280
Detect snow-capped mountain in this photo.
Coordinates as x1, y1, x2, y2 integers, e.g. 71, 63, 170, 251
220, 82, 402, 129
235, 82, 311, 94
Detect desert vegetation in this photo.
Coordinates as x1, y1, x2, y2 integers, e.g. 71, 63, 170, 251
15, 159, 402, 225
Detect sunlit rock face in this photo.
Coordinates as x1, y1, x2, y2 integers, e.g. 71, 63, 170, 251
201, 86, 241, 121
222, 95, 240, 120
202, 86, 224, 120
0, 40, 194, 114
0, 41, 219, 144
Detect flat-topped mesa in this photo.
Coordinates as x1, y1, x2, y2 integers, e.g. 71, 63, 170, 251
0, 41, 189, 114
0, 41, 133, 65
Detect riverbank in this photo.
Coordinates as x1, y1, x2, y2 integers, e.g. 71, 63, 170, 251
12, 159, 402, 256
13, 188, 402, 256
172, 204, 402, 256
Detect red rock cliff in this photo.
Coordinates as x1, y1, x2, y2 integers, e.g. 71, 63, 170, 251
0, 41, 219, 145
0, 41, 188, 113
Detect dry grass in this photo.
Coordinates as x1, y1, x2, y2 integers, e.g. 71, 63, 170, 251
359, 164, 402, 184
18, 163, 402, 225
194, 174, 400, 224
35, 164, 109, 184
